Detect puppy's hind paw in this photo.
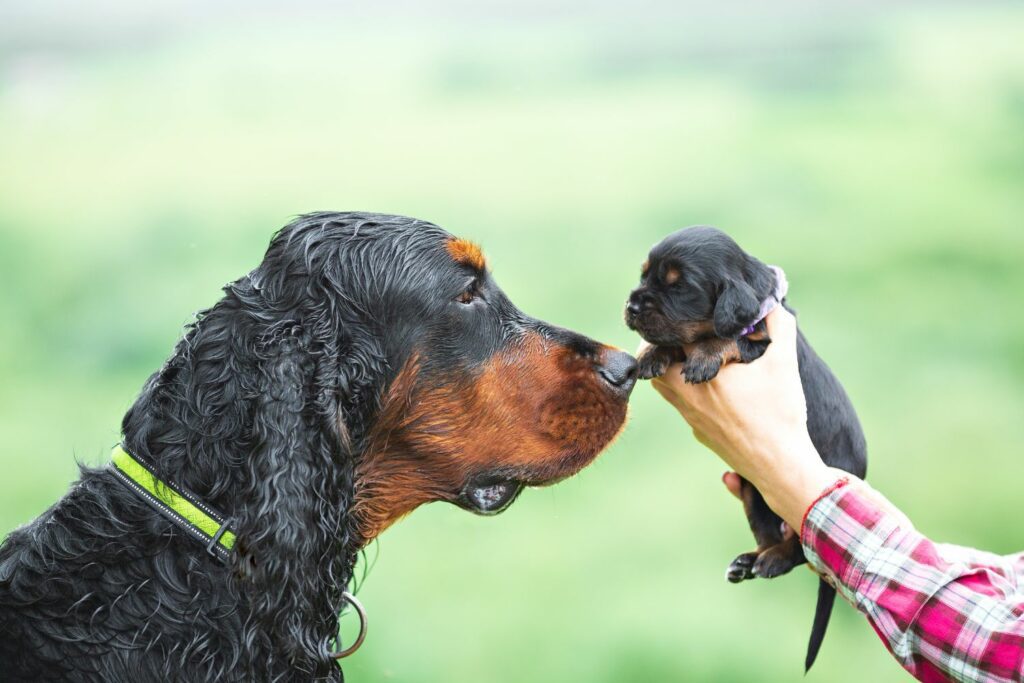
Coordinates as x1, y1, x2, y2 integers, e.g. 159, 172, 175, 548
752, 548, 799, 580
726, 552, 758, 583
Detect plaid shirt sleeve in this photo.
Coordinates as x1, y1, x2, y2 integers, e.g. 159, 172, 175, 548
800, 481, 1024, 682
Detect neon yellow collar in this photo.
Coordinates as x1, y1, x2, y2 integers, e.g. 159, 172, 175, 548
110, 445, 236, 559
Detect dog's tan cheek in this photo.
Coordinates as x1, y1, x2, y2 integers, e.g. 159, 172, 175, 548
349, 334, 629, 542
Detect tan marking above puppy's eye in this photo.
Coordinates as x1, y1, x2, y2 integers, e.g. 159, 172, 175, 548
641, 260, 650, 277
664, 267, 680, 285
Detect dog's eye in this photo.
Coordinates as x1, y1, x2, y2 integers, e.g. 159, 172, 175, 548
456, 279, 480, 305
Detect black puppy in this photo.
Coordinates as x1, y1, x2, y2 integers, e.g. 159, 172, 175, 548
624, 226, 867, 671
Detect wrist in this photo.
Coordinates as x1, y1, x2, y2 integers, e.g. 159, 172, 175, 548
753, 438, 835, 530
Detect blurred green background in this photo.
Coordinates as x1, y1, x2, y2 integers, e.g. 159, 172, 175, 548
2, 2, 1023, 681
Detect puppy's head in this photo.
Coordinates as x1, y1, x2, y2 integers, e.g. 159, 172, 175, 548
625, 226, 777, 345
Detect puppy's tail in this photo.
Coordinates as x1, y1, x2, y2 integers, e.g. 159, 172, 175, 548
805, 578, 836, 673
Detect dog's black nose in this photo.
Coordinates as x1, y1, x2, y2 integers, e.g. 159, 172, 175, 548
626, 300, 642, 317
598, 350, 638, 394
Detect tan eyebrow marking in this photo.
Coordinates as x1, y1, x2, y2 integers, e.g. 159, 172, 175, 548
446, 237, 487, 271
664, 267, 680, 285
641, 260, 650, 277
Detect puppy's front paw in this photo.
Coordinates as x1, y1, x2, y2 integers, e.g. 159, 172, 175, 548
683, 354, 723, 384
726, 552, 758, 583
636, 346, 675, 380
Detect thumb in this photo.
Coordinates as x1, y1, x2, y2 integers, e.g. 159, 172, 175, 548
764, 305, 797, 348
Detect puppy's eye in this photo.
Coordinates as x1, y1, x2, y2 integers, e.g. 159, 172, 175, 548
456, 279, 480, 304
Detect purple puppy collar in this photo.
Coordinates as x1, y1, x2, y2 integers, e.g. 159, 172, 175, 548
739, 265, 788, 337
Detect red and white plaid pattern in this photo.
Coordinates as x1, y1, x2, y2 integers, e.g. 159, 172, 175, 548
801, 483, 1024, 682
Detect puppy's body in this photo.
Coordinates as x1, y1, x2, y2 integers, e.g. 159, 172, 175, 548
625, 226, 866, 670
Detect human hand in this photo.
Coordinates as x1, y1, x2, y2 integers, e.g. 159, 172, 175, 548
646, 307, 839, 530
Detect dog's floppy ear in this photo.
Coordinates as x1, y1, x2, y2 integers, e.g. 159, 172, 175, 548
233, 323, 355, 675
713, 278, 762, 338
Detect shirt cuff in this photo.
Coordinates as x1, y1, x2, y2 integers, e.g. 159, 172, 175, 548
800, 483, 904, 604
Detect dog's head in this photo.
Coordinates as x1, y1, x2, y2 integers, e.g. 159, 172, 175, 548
332, 216, 638, 540
625, 226, 776, 344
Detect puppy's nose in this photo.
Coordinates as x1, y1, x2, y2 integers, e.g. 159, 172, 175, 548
598, 350, 638, 394
626, 290, 653, 319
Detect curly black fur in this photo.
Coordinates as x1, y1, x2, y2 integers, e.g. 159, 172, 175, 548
0, 212, 635, 682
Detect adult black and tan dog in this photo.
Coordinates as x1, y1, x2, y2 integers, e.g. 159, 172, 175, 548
0, 212, 638, 682
624, 226, 866, 671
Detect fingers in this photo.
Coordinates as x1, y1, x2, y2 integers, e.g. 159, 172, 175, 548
721, 471, 742, 499
764, 306, 796, 346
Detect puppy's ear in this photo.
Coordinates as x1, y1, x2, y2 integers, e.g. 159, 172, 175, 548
713, 278, 761, 338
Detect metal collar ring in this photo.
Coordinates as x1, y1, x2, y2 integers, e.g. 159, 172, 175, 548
330, 591, 368, 659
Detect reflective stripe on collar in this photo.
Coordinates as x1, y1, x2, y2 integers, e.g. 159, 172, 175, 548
109, 445, 235, 559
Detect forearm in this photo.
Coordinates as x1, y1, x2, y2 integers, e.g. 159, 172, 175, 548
738, 434, 838, 533
801, 481, 1024, 682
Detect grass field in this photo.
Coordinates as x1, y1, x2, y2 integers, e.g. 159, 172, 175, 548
2, 3, 1023, 681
